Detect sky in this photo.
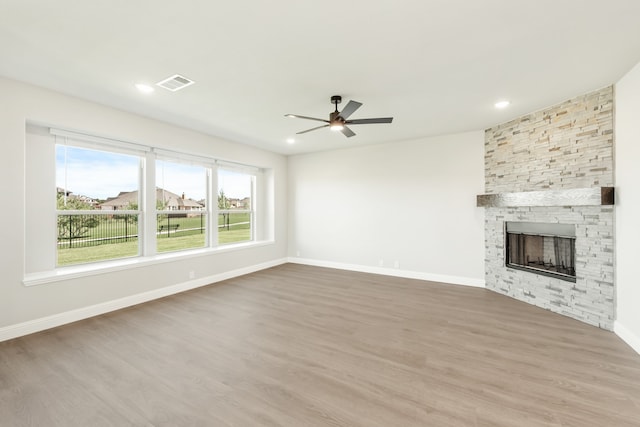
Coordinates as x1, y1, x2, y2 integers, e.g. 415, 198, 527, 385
56, 145, 253, 201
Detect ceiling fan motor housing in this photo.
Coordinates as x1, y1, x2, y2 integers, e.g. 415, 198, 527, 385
330, 111, 343, 123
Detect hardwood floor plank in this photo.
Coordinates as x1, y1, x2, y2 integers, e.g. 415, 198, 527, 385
1, 263, 640, 426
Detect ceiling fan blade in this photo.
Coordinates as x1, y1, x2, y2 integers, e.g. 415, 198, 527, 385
346, 117, 393, 125
339, 100, 363, 120
296, 124, 330, 134
340, 126, 356, 138
285, 114, 329, 123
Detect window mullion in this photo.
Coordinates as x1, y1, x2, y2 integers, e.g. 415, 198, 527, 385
142, 152, 156, 256
209, 165, 218, 247
251, 175, 256, 241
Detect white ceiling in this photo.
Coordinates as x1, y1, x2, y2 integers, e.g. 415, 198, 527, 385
2, 1, 640, 155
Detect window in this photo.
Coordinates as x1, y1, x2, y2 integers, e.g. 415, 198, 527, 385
218, 169, 254, 245
156, 160, 208, 253
24, 125, 269, 279
56, 144, 141, 266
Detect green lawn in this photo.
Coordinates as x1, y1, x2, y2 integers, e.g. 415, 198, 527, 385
156, 228, 251, 253
57, 213, 252, 266
57, 240, 139, 265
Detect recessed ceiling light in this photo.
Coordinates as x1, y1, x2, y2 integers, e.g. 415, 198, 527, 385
494, 100, 510, 109
286, 138, 295, 144
135, 83, 154, 94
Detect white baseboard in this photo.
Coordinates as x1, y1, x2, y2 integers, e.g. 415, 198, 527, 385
614, 320, 640, 356
8, 256, 634, 357
0, 258, 287, 343
287, 257, 485, 288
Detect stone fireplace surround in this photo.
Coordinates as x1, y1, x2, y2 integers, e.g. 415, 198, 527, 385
481, 87, 614, 330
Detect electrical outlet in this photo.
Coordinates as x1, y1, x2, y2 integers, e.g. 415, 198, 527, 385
394, 261, 400, 269
378, 259, 384, 267
296, 251, 300, 257
189, 270, 195, 279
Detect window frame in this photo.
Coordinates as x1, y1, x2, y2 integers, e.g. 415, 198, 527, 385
154, 157, 212, 254
54, 135, 146, 267
217, 168, 256, 245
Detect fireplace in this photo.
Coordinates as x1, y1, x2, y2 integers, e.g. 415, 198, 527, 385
478, 86, 614, 329
505, 222, 576, 282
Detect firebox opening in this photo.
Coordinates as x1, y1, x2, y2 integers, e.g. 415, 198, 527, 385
505, 222, 576, 283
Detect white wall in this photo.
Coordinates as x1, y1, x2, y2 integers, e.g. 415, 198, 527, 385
0, 77, 288, 334
615, 61, 640, 353
288, 131, 485, 286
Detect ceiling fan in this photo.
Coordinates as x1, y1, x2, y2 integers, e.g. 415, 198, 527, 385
285, 95, 393, 138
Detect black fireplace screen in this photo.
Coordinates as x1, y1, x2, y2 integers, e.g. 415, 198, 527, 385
505, 222, 576, 282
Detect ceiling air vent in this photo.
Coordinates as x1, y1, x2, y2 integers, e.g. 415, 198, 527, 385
156, 74, 195, 92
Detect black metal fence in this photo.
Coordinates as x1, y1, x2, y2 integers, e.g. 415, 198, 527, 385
57, 212, 230, 248
57, 213, 139, 248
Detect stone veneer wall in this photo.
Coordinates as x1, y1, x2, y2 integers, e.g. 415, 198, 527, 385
483, 86, 614, 329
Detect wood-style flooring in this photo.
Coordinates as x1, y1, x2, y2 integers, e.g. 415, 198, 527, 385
1, 264, 640, 426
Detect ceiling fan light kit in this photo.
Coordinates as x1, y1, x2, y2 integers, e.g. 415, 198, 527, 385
285, 95, 393, 138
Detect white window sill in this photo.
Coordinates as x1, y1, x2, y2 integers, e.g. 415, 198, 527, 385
23, 240, 274, 287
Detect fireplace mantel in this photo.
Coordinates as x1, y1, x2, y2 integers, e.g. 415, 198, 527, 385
476, 187, 614, 208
